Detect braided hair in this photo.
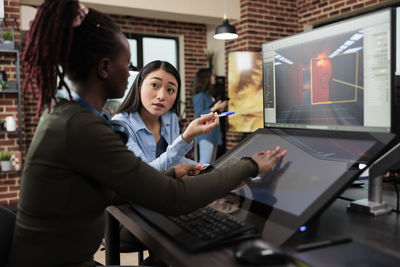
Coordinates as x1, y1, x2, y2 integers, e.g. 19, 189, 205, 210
23, 0, 122, 114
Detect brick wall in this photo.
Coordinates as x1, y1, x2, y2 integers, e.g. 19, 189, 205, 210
0, 0, 395, 204
297, 0, 389, 27
224, 0, 391, 150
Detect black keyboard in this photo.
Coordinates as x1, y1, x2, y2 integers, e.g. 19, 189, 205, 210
132, 205, 259, 252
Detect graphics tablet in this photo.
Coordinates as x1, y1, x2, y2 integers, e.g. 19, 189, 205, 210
211, 127, 396, 245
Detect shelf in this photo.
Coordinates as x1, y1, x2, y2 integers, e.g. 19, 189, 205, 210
0, 89, 18, 93
0, 81, 18, 91
0, 48, 18, 53
0, 130, 18, 133
0, 46, 23, 181
0, 169, 21, 174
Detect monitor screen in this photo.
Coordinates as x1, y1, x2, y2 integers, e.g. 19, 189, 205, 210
262, 8, 394, 133
211, 128, 396, 245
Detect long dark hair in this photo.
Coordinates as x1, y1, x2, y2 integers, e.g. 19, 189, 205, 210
116, 60, 181, 114
193, 68, 213, 95
23, 0, 122, 114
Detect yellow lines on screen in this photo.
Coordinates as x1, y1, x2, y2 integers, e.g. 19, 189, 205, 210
332, 79, 363, 89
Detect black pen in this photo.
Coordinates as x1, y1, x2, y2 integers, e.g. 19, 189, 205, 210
296, 237, 352, 252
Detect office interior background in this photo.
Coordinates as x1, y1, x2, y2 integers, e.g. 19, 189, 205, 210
0, 0, 395, 207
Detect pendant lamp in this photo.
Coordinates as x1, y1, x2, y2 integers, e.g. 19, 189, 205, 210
214, 0, 238, 40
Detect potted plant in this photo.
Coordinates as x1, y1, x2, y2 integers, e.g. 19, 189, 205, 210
205, 50, 215, 70
0, 80, 9, 91
0, 28, 15, 50
1, 150, 12, 171
2, 30, 13, 41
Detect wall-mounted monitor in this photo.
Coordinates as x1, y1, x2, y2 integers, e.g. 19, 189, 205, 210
262, 8, 398, 134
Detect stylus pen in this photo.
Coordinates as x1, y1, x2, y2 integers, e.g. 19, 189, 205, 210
215, 111, 235, 117
296, 237, 352, 252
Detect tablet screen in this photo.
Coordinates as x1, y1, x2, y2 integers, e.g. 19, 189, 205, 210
212, 128, 395, 244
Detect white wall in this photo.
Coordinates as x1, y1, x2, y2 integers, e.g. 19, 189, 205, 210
0, 0, 4, 19
207, 25, 226, 77
20, 0, 240, 25
20, 5, 36, 31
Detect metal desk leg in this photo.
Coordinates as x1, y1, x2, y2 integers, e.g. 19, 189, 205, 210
105, 209, 120, 265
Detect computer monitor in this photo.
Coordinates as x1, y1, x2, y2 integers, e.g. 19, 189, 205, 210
262, 8, 398, 133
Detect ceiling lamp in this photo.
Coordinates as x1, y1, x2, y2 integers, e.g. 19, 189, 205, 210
214, 1, 238, 40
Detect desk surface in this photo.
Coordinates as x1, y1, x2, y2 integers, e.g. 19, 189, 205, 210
105, 183, 400, 267
342, 179, 398, 206
107, 204, 272, 267
287, 181, 400, 255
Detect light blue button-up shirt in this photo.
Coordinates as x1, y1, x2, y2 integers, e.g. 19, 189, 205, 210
112, 111, 197, 171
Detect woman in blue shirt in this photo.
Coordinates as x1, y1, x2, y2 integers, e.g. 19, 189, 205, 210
193, 68, 228, 164
113, 60, 213, 171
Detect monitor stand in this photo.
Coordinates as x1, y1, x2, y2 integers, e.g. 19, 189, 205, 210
348, 142, 400, 216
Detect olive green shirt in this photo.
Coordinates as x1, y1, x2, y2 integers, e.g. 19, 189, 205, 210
7, 100, 257, 267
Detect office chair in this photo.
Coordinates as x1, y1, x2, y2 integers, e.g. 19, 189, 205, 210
0, 205, 16, 267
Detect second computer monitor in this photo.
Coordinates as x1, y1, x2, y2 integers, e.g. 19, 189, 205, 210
262, 8, 395, 133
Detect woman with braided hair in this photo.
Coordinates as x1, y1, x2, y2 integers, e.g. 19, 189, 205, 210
6, 1, 286, 266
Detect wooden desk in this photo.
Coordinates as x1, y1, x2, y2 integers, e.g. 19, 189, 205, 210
105, 184, 400, 266
105, 204, 268, 267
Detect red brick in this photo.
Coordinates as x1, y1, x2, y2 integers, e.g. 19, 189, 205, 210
9, 198, 18, 204
334, 2, 345, 8
0, 192, 17, 199
353, 3, 365, 9
9, 186, 20, 191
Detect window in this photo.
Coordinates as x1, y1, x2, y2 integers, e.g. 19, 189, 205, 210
124, 33, 179, 71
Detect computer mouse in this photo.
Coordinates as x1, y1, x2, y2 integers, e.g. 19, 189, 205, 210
234, 239, 290, 265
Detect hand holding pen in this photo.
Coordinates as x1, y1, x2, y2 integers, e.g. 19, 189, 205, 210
182, 112, 220, 143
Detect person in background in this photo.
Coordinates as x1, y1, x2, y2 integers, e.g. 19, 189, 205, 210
6, 1, 286, 266
193, 68, 228, 164
113, 60, 206, 171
